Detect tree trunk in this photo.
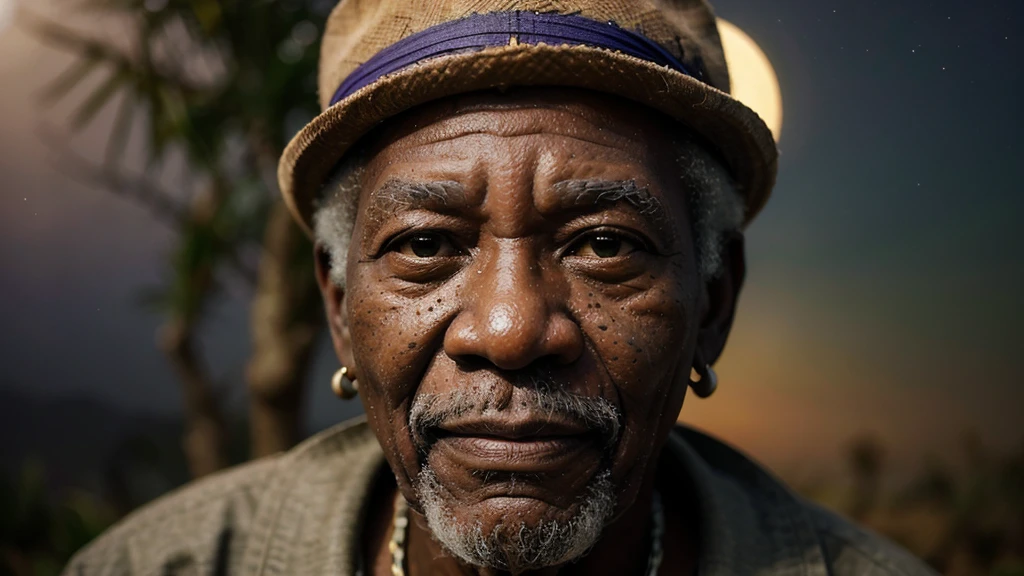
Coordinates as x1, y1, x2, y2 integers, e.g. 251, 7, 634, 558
246, 200, 323, 458
159, 315, 228, 478
156, 181, 230, 479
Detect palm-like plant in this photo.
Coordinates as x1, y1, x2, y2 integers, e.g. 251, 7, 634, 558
28, 0, 334, 476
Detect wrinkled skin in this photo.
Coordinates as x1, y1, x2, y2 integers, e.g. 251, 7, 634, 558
315, 88, 744, 576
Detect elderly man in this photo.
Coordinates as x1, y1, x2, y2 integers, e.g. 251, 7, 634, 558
67, 1, 936, 575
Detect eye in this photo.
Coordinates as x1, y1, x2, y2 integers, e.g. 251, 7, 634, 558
392, 232, 460, 258
570, 231, 642, 258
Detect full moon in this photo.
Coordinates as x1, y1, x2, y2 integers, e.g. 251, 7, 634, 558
717, 19, 784, 142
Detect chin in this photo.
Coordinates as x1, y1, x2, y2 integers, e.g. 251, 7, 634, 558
416, 465, 617, 571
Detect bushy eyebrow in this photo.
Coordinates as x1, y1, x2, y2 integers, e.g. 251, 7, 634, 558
365, 177, 670, 241
367, 178, 468, 216
552, 178, 666, 221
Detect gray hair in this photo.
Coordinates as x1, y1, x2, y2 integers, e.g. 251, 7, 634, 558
313, 136, 744, 287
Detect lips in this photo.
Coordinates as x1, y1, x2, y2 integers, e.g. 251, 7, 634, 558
428, 414, 603, 473
437, 414, 594, 439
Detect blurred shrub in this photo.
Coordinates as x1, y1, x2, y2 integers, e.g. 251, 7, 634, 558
0, 463, 116, 576
795, 434, 1024, 576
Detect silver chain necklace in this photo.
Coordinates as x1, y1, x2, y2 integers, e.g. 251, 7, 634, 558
388, 491, 664, 576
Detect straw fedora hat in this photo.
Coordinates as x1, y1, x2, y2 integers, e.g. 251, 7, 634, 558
279, 0, 778, 235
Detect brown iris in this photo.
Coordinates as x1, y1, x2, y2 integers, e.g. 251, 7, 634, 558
409, 234, 442, 257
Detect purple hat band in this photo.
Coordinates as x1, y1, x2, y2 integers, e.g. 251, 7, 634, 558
330, 10, 708, 107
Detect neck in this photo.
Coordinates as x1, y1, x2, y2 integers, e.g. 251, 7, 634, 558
370, 460, 697, 576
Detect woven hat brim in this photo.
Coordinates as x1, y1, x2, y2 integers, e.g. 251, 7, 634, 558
279, 43, 777, 236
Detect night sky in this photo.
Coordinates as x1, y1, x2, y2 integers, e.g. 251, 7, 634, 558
1, 0, 1021, 473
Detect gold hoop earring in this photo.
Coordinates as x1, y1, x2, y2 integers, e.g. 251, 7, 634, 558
331, 366, 359, 399
689, 363, 718, 398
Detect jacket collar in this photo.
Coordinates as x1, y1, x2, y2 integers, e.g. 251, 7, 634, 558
246, 420, 830, 576
667, 427, 830, 576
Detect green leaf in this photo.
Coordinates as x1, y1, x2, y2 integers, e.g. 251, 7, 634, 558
105, 91, 136, 164
189, 0, 223, 34
70, 68, 126, 131
40, 57, 101, 106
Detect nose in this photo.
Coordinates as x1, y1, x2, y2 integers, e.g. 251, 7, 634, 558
444, 243, 583, 371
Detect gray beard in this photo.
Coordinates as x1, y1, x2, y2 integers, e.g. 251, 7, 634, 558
416, 466, 617, 572
408, 377, 622, 572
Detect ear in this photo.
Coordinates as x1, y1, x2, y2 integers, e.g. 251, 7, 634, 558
314, 243, 355, 371
697, 231, 745, 365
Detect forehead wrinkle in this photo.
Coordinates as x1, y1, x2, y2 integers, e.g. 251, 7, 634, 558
406, 128, 631, 155
398, 108, 639, 152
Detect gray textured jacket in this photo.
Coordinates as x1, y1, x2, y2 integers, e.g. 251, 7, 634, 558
64, 418, 936, 575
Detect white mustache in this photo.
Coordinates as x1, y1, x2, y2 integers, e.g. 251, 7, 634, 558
408, 381, 621, 453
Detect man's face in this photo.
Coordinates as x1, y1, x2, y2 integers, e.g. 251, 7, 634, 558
319, 89, 719, 569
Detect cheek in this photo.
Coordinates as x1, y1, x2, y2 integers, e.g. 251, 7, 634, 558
574, 272, 698, 483
345, 272, 461, 487
346, 281, 455, 396
579, 281, 694, 402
